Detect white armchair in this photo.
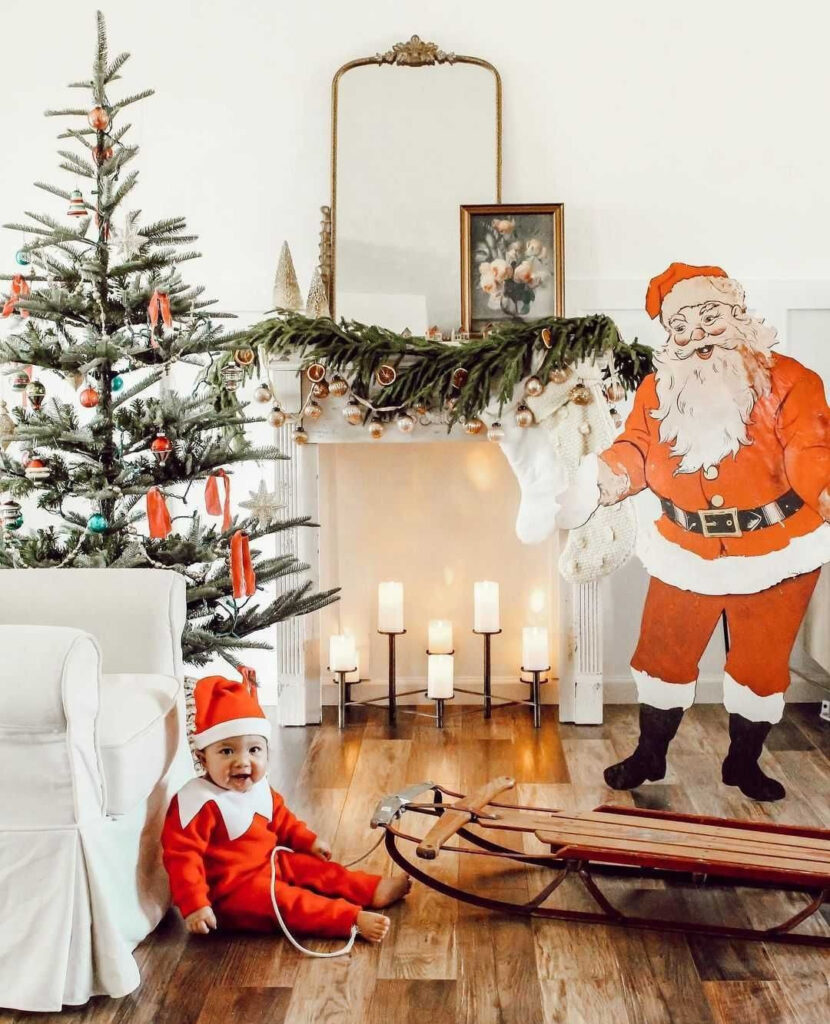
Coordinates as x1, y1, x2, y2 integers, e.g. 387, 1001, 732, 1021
0, 568, 193, 1012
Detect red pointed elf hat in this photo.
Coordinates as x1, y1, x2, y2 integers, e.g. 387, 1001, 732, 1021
190, 672, 271, 749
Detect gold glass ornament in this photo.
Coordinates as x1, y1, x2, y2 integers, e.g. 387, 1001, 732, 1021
305, 399, 323, 420
312, 379, 330, 399
540, 326, 553, 348
293, 426, 309, 445
343, 400, 362, 425
414, 402, 429, 416
305, 362, 326, 383
253, 382, 272, 403
515, 403, 534, 428
268, 404, 287, 427
25, 380, 46, 411
451, 367, 469, 389
604, 380, 625, 403
487, 421, 505, 442
549, 366, 571, 384
369, 420, 385, 439
233, 348, 255, 367
396, 412, 415, 434
375, 364, 397, 387
525, 376, 545, 398
329, 375, 349, 398
464, 417, 485, 435
569, 383, 592, 406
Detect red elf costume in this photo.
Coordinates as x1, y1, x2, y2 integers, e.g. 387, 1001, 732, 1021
161, 675, 381, 937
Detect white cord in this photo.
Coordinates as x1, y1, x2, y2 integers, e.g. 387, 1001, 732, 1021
269, 846, 358, 958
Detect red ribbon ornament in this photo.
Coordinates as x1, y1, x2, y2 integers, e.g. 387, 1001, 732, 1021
147, 289, 172, 347
230, 530, 256, 599
205, 470, 232, 532
2, 275, 30, 319
147, 486, 172, 539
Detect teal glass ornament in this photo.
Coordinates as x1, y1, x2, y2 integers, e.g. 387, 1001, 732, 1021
7, 516, 23, 531
14, 250, 30, 266
87, 513, 108, 534
111, 375, 124, 392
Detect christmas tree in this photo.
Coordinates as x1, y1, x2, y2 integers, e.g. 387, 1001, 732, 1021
0, 11, 338, 668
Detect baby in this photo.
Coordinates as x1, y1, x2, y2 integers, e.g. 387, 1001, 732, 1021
162, 674, 410, 943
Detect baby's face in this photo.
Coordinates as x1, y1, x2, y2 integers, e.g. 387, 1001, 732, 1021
199, 734, 268, 793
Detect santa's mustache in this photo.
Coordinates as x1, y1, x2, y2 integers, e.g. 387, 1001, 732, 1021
669, 335, 741, 361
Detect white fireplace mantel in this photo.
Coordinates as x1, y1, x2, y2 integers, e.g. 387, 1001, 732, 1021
268, 355, 604, 727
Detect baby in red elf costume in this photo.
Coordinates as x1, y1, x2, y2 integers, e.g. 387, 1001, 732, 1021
162, 674, 410, 943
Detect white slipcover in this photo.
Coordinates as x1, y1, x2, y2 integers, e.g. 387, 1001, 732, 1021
0, 569, 192, 1012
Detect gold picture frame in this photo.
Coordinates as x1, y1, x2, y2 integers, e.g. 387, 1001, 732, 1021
461, 203, 564, 334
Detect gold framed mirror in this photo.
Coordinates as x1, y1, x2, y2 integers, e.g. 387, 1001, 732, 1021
327, 36, 502, 332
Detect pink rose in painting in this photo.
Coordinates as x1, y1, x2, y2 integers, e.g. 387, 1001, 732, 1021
492, 218, 516, 235
505, 242, 523, 263
513, 260, 537, 286
525, 238, 547, 258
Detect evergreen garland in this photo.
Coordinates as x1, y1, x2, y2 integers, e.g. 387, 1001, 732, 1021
241, 311, 653, 424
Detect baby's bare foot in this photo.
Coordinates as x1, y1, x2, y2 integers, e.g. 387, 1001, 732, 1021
370, 874, 412, 908
356, 911, 390, 942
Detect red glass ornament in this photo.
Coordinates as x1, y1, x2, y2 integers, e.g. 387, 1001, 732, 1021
88, 106, 110, 130
92, 145, 113, 166
151, 432, 173, 465
79, 386, 99, 409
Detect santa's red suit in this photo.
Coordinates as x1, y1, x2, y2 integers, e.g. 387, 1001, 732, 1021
162, 777, 380, 937
161, 673, 380, 937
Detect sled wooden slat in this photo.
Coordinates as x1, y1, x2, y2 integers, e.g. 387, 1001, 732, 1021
532, 811, 830, 864
535, 826, 830, 888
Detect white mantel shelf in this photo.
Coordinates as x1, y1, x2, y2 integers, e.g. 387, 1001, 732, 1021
269, 356, 603, 727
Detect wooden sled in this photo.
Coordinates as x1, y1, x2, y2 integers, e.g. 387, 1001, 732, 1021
370, 777, 830, 947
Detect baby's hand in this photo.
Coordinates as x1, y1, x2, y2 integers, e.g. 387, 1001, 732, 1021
311, 838, 332, 861
185, 906, 217, 935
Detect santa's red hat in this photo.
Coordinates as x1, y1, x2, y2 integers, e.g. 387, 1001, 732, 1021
646, 263, 745, 323
189, 673, 271, 749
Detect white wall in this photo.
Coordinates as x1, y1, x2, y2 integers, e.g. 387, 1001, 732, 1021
2, 0, 830, 700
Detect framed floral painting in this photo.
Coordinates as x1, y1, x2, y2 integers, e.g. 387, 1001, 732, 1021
460, 203, 564, 333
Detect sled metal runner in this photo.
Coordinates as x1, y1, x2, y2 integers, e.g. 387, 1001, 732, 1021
370, 777, 830, 947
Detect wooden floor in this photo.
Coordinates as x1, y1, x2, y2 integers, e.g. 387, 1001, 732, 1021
7, 703, 830, 1024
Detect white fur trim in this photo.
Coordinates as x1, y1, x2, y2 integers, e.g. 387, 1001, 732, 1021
636, 518, 830, 596
660, 276, 745, 323
193, 716, 272, 749
177, 776, 273, 839
723, 672, 784, 724
632, 667, 697, 710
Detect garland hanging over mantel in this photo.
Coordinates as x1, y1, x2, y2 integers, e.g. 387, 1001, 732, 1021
237, 310, 653, 428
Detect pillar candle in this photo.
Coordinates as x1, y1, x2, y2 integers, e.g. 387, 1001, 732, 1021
329, 634, 357, 672
378, 581, 404, 633
428, 619, 453, 654
474, 581, 499, 632
345, 653, 360, 683
522, 626, 549, 671
427, 654, 454, 698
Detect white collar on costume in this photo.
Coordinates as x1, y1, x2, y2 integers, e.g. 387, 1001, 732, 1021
177, 775, 272, 840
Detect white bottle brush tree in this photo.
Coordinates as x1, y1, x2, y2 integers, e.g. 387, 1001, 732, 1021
0, 11, 338, 668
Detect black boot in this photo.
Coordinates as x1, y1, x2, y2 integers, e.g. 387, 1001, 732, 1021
604, 704, 684, 790
721, 713, 785, 801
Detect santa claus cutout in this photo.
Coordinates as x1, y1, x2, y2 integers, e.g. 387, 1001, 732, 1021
557, 262, 830, 801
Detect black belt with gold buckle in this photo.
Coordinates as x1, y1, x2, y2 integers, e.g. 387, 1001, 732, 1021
660, 489, 803, 539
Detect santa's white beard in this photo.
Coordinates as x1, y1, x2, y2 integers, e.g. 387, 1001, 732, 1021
652, 335, 772, 474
